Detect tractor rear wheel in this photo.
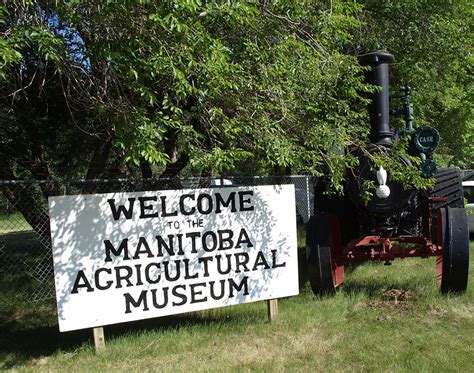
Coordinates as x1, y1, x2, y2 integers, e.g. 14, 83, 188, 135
306, 214, 344, 295
436, 207, 469, 293
432, 168, 465, 209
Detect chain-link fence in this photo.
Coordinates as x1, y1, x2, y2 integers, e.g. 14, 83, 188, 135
462, 169, 474, 180
0, 176, 313, 308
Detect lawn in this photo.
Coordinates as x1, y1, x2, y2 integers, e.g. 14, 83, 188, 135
0, 212, 32, 234
1, 241, 473, 372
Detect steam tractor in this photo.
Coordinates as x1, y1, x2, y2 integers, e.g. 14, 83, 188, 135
307, 51, 469, 294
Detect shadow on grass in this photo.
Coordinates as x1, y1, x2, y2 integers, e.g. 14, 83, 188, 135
340, 277, 420, 298
3, 237, 467, 369
302, 258, 442, 299
0, 300, 264, 370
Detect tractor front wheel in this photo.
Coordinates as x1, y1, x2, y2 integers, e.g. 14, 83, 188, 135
306, 214, 344, 295
436, 207, 470, 293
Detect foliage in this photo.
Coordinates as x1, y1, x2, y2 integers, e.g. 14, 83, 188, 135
353, 0, 474, 168
0, 0, 370, 185
0, 0, 472, 189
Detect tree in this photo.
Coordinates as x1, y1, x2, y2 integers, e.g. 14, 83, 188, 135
352, 0, 474, 168
1, 1, 472, 238
0, 0, 373, 238
1, 1, 371, 180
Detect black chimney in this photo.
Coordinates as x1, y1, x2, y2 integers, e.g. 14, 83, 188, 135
358, 51, 395, 146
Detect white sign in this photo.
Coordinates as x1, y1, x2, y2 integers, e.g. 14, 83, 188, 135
49, 185, 299, 332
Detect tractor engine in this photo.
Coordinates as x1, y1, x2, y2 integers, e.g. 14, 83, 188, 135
346, 51, 441, 238
307, 51, 469, 295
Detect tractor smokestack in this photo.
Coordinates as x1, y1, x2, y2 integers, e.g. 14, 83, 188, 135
358, 51, 395, 146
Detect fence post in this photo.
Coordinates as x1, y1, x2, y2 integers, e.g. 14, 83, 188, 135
305, 176, 310, 222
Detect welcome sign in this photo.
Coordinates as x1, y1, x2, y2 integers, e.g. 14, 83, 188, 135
49, 185, 299, 332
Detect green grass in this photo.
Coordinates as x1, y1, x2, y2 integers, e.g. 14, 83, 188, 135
0, 229, 54, 308
1, 243, 473, 372
0, 212, 32, 234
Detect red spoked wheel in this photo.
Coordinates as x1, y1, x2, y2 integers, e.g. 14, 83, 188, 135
306, 214, 345, 295
436, 207, 470, 293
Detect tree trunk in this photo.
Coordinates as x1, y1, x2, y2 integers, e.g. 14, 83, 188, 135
159, 154, 190, 178
0, 155, 51, 245
85, 130, 114, 180
140, 158, 153, 178
159, 127, 189, 178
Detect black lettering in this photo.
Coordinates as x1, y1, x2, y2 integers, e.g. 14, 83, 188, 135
104, 238, 130, 262
156, 235, 175, 256
151, 288, 169, 309
202, 231, 217, 252
135, 264, 143, 286
115, 266, 134, 288
179, 194, 196, 215
271, 250, 286, 268
139, 196, 159, 218
190, 283, 208, 304
71, 270, 94, 293
228, 276, 249, 298
235, 228, 253, 248
218, 229, 234, 250
176, 234, 184, 255
124, 291, 149, 314
238, 191, 254, 211
133, 237, 154, 259
108, 198, 135, 220
253, 251, 270, 270
215, 192, 237, 213
216, 254, 232, 275
209, 280, 226, 300
198, 256, 213, 277
145, 262, 161, 284
94, 267, 113, 290
160, 196, 178, 217
234, 252, 250, 273
183, 258, 199, 279
186, 232, 201, 253
163, 260, 181, 281
172, 285, 187, 306
197, 193, 213, 214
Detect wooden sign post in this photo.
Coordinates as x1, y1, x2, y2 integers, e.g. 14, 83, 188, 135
93, 327, 105, 352
267, 299, 278, 321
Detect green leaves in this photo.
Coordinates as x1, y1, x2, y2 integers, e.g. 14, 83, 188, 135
189, 148, 252, 174
356, 0, 473, 168
116, 113, 170, 167
3, 0, 468, 186
0, 40, 22, 79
